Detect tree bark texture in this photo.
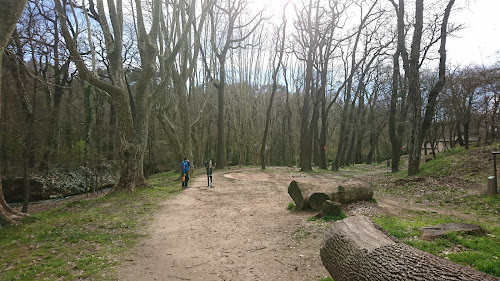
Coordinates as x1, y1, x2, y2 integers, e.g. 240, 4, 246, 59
288, 180, 373, 211
321, 216, 500, 281
309, 181, 373, 211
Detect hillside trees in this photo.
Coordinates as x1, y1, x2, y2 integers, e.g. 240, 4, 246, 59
441, 65, 500, 150
208, 0, 264, 169
155, 0, 210, 171
327, 0, 388, 170
389, 0, 455, 175
1, 0, 498, 209
53, 0, 196, 190
260, 8, 286, 170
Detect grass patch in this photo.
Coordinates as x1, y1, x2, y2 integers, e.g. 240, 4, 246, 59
286, 202, 298, 212
307, 211, 347, 222
392, 143, 499, 180
0, 171, 181, 281
373, 213, 500, 277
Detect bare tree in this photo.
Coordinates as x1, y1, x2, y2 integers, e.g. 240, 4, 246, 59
333, 0, 382, 170
261, 9, 287, 170
389, 0, 455, 175
208, 0, 264, 169
293, 0, 318, 171
54, 0, 194, 190
407, 0, 455, 175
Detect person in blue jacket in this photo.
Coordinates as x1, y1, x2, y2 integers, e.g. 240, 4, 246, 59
181, 157, 190, 188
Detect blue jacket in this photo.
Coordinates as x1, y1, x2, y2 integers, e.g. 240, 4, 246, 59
182, 160, 190, 174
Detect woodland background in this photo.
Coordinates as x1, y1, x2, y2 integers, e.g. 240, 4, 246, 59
0, 0, 499, 207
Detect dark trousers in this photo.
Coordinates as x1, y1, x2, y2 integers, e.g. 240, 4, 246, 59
207, 175, 212, 186
182, 173, 189, 187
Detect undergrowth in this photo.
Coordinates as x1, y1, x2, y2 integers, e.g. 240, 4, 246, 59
373, 213, 500, 277
0, 171, 181, 281
373, 142, 500, 277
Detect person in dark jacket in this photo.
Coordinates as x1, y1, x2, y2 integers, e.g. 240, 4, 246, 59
181, 157, 190, 188
205, 160, 214, 188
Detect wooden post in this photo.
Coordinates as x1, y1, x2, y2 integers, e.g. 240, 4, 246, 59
487, 176, 496, 195
493, 152, 499, 193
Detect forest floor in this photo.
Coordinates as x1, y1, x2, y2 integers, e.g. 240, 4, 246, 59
12, 147, 499, 280
112, 160, 496, 281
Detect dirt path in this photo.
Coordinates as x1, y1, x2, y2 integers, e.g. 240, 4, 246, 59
115, 168, 331, 281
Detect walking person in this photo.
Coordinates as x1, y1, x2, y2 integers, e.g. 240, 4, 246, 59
181, 157, 190, 188
205, 160, 214, 188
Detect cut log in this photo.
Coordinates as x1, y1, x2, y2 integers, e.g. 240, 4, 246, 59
320, 216, 500, 281
420, 223, 487, 241
309, 192, 331, 211
287, 181, 331, 210
321, 200, 342, 216
308, 181, 373, 211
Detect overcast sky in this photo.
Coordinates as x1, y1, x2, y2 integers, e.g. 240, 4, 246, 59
442, 0, 499, 66
251, 0, 499, 66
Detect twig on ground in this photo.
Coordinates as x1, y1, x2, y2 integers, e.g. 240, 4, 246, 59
167, 276, 191, 280
185, 260, 209, 269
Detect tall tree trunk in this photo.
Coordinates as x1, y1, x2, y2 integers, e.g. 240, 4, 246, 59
408, 0, 454, 175
388, 50, 405, 172
455, 121, 464, 146
299, 65, 313, 171
216, 55, 226, 168
406, 0, 424, 176
490, 97, 499, 143
282, 67, 294, 167
0, 0, 29, 225
310, 93, 321, 167
261, 20, 286, 170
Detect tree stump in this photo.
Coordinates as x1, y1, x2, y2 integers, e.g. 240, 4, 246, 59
320, 216, 500, 281
321, 200, 342, 216
420, 223, 487, 241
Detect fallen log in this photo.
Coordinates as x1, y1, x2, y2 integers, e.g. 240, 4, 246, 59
320, 216, 499, 281
287, 181, 323, 210
420, 223, 487, 241
308, 181, 373, 211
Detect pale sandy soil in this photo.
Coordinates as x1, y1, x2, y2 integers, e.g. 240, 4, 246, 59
113, 164, 489, 281
115, 167, 342, 281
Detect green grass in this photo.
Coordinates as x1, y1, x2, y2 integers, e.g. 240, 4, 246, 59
392, 143, 499, 180
373, 213, 500, 277
371, 143, 500, 277
286, 202, 298, 211
0, 171, 181, 281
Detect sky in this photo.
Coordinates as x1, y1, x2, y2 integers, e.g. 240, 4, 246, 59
249, 0, 500, 67
447, 0, 500, 66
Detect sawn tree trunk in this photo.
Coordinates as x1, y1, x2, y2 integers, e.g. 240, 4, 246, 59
320, 216, 499, 281
288, 181, 373, 211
